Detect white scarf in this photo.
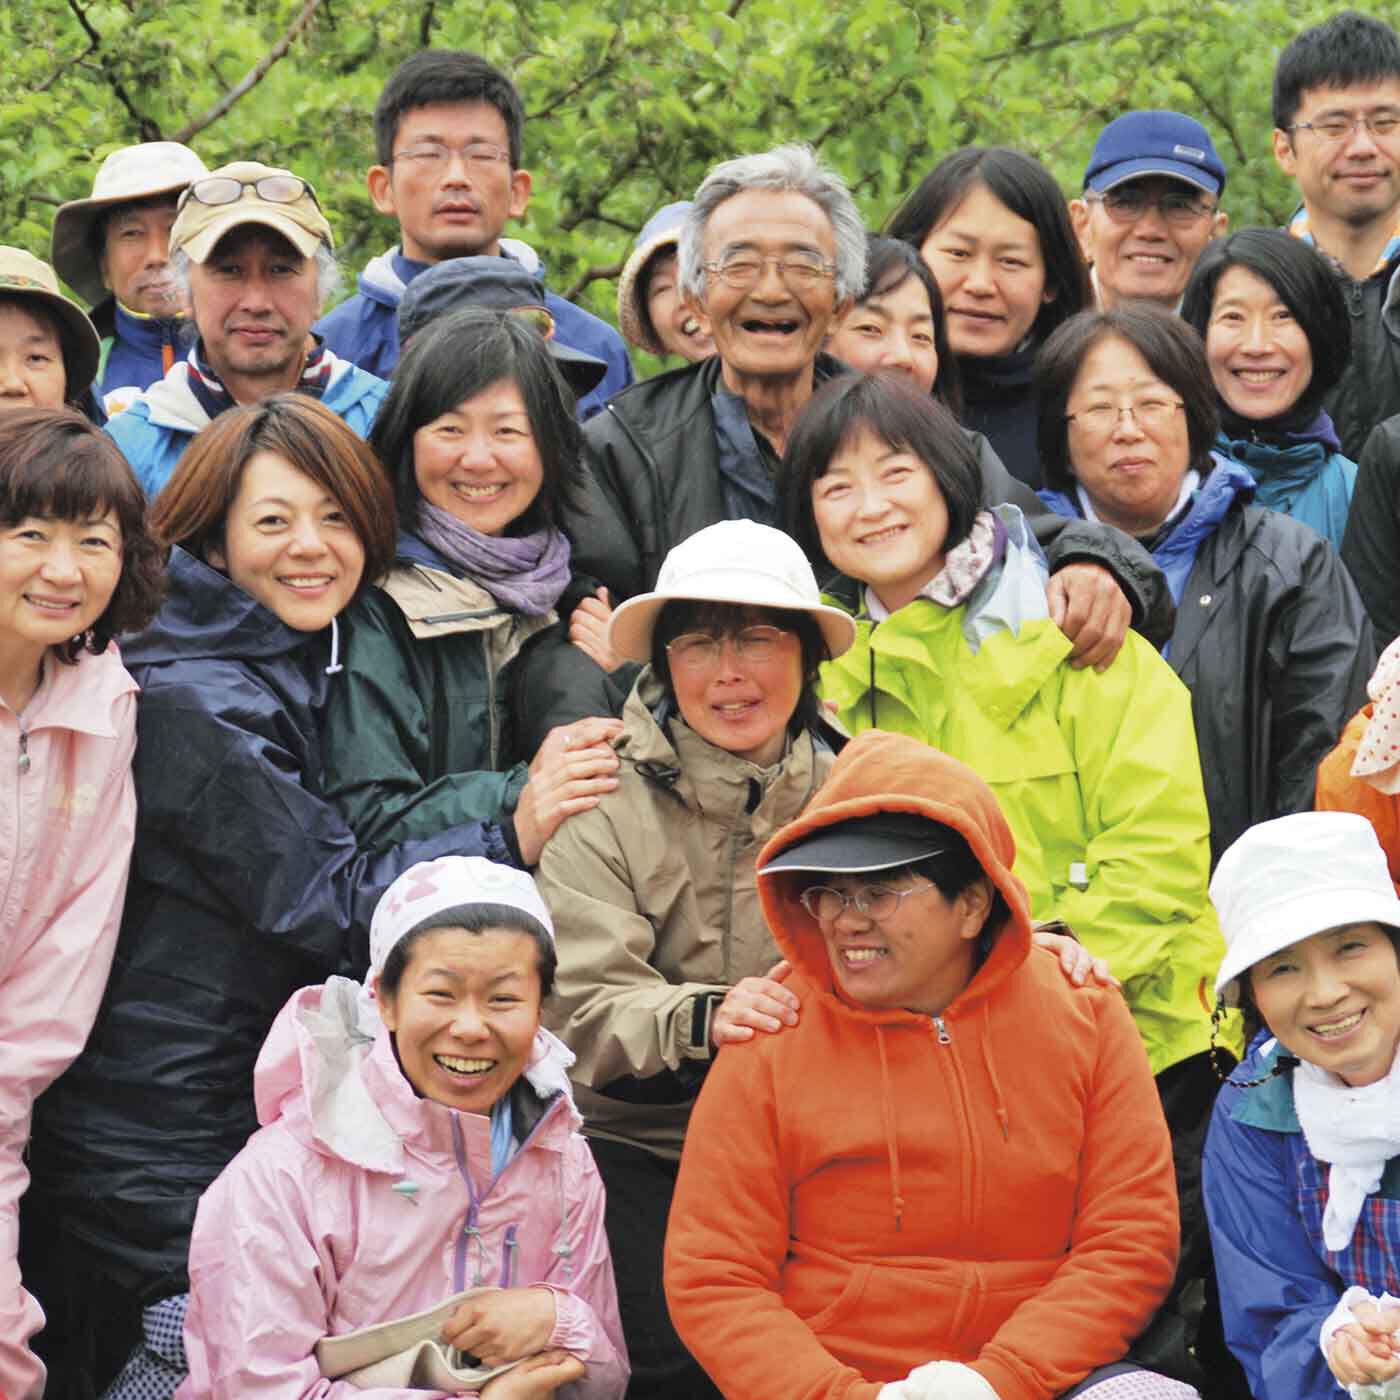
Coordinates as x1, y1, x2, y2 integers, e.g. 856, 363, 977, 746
1074, 469, 1199, 530
1294, 1046, 1400, 1251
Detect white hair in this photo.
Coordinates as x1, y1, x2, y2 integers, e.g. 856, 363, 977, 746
677, 143, 867, 301
172, 238, 341, 315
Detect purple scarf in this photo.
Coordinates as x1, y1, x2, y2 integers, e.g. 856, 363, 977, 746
416, 502, 571, 617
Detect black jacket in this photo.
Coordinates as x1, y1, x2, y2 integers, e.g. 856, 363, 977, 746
1343, 411, 1400, 648
1323, 252, 1400, 461
1173, 500, 1373, 866
575, 353, 1174, 644
28, 549, 497, 1305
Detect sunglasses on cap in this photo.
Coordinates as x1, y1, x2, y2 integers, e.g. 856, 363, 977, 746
178, 174, 323, 212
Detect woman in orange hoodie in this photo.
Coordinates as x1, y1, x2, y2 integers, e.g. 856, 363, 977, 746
663, 730, 1187, 1400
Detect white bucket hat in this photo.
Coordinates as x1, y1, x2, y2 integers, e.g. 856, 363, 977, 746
51, 142, 209, 306
607, 519, 857, 664
1211, 812, 1400, 1006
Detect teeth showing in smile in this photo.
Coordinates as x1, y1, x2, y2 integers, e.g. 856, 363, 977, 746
435, 1053, 495, 1074
1311, 1010, 1363, 1039
860, 525, 905, 545
453, 483, 507, 499
682, 317, 702, 336
281, 576, 331, 588
843, 948, 887, 963
1235, 369, 1284, 382
742, 319, 799, 334
25, 595, 77, 611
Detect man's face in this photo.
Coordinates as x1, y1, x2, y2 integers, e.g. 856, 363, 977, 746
101, 196, 184, 316
686, 188, 846, 386
1273, 80, 1400, 233
367, 101, 532, 263
190, 226, 320, 396
1070, 176, 1227, 309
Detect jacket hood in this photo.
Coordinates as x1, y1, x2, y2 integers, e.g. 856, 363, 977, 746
756, 729, 1034, 1022
356, 247, 407, 306
253, 977, 579, 1174
121, 545, 323, 668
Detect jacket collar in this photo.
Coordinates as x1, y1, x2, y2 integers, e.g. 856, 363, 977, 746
1227, 1038, 1301, 1132
18, 644, 136, 737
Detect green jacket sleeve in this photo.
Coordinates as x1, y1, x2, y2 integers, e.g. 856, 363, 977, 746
321, 588, 527, 854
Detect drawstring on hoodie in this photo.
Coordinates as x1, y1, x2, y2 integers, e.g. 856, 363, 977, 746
980, 1004, 1010, 1141
324, 615, 343, 675
874, 1027, 904, 1232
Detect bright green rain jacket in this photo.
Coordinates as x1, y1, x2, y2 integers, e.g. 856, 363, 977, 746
820, 509, 1223, 1076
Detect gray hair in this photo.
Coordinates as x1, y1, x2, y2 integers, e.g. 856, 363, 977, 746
677, 143, 866, 302
172, 240, 342, 315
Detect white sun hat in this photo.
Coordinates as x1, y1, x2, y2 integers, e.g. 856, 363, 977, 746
51, 142, 209, 305
607, 519, 857, 665
1211, 812, 1400, 1006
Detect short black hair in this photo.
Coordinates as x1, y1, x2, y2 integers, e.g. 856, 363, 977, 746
1180, 227, 1351, 417
650, 599, 830, 740
855, 235, 963, 415
1034, 305, 1220, 494
374, 49, 525, 168
780, 371, 982, 576
370, 308, 584, 536
1273, 12, 1400, 132
0, 407, 164, 659
378, 902, 556, 1001
885, 146, 1091, 348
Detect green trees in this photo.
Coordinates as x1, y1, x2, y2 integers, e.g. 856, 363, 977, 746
4, 0, 1338, 330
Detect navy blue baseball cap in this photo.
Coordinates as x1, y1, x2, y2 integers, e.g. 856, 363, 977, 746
1083, 111, 1226, 197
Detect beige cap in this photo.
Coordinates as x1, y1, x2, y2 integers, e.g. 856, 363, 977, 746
51, 142, 209, 305
170, 161, 333, 263
0, 247, 101, 395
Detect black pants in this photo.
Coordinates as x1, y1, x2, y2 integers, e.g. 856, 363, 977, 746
587, 1136, 722, 1400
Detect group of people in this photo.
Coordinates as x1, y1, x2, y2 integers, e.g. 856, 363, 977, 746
7, 9, 1400, 1400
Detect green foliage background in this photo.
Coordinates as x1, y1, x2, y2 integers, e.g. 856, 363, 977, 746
3, 0, 1380, 347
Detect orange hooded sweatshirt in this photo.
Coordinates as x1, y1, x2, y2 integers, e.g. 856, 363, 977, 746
663, 731, 1178, 1400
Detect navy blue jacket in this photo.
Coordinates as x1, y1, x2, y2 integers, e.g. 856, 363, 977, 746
90, 296, 187, 413
28, 547, 505, 1303
315, 246, 633, 419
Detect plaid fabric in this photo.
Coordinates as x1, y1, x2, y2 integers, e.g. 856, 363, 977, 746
100, 1294, 188, 1400
184, 338, 332, 421
1288, 204, 1400, 278
1296, 1150, 1400, 1295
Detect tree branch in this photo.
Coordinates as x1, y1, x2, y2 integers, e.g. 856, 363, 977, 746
558, 145, 648, 233
172, 0, 326, 145
1180, 73, 1248, 168
66, 0, 161, 139
526, 25, 623, 122
564, 259, 624, 302
979, 16, 1144, 62
37, 33, 97, 92
419, 0, 436, 47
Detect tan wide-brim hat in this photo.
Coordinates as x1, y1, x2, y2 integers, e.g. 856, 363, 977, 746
51, 142, 209, 306
608, 519, 856, 665
0, 247, 101, 395
617, 201, 692, 355
170, 160, 333, 263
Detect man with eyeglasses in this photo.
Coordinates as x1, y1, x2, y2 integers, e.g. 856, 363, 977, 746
1070, 110, 1229, 313
573, 143, 1175, 680
104, 160, 388, 498
314, 49, 631, 419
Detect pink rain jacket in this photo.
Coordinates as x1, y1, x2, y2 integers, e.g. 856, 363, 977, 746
179, 978, 628, 1400
0, 645, 138, 1400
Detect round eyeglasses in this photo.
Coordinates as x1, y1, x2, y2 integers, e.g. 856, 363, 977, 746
665, 625, 791, 671
181, 175, 320, 211
799, 880, 929, 922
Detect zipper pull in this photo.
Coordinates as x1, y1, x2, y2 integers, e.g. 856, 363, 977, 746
932, 1016, 952, 1045
17, 729, 29, 774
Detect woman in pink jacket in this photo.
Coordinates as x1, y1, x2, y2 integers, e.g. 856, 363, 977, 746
0, 406, 162, 1400
178, 855, 628, 1400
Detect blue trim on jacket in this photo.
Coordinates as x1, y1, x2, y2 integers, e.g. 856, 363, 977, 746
314, 247, 634, 419
1214, 430, 1356, 553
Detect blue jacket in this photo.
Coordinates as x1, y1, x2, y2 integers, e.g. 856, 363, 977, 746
27, 546, 506, 1303
106, 344, 387, 498
91, 297, 189, 416
314, 245, 633, 419
1203, 1037, 1400, 1400
1215, 423, 1357, 554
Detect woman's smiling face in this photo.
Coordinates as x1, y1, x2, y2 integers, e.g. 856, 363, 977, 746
1249, 922, 1400, 1086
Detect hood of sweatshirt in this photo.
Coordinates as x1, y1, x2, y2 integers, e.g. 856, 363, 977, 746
756, 728, 1034, 1027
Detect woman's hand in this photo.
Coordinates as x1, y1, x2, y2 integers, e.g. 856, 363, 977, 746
1046, 563, 1131, 672
477, 1350, 587, 1400
1328, 1301, 1400, 1387
443, 1286, 558, 1367
569, 587, 621, 673
1032, 922, 1118, 989
514, 718, 623, 865
711, 961, 800, 1046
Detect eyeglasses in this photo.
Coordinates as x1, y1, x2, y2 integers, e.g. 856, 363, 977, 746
665, 624, 791, 670
1065, 396, 1184, 436
1084, 188, 1217, 226
1288, 112, 1400, 144
390, 141, 512, 171
181, 175, 321, 211
799, 880, 929, 922
704, 252, 837, 291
